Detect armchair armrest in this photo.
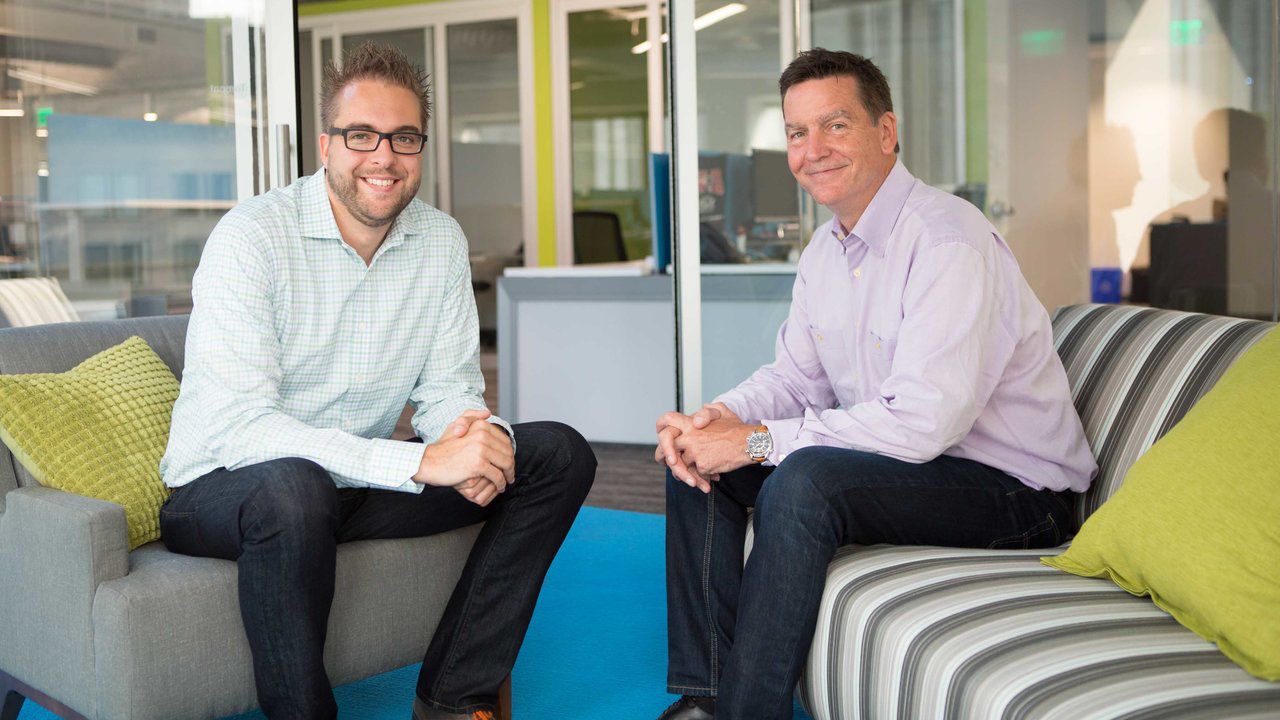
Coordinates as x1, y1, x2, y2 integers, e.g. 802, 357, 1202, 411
0, 486, 130, 715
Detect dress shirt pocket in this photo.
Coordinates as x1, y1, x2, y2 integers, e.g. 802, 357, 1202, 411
866, 328, 898, 382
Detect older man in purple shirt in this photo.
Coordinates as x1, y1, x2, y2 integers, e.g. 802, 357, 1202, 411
654, 50, 1096, 720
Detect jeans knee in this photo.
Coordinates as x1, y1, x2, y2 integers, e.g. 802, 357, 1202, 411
245, 458, 338, 534
518, 421, 596, 495
753, 466, 827, 526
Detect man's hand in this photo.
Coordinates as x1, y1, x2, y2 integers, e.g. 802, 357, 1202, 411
654, 403, 749, 493
673, 417, 756, 477
654, 413, 711, 493
444, 408, 491, 438
415, 413, 515, 507
689, 401, 741, 429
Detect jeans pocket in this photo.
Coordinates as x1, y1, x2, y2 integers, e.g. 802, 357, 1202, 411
986, 487, 1064, 550
986, 515, 1058, 550
158, 503, 201, 554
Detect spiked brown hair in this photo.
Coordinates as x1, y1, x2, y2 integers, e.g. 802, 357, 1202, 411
321, 42, 431, 131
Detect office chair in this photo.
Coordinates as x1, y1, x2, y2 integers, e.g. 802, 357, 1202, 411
572, 210, 628, 264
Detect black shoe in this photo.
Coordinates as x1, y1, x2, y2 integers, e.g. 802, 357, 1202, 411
657, 695, 715, 720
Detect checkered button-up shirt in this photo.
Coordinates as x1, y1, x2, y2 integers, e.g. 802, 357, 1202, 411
161, 168, 509, 493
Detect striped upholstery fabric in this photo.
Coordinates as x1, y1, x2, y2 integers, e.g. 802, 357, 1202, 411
797, 304, 1280, 720
0, 277, 80, 328
1051, 304, 1274, 519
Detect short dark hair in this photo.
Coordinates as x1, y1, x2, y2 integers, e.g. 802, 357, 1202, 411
780, 48, 899, 153
321, 42, 431, 131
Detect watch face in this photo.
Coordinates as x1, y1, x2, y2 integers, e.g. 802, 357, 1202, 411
747, 431, 772, 458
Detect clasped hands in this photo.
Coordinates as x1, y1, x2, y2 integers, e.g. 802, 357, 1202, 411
654, 402, 755, 494
413, 409, 514, 507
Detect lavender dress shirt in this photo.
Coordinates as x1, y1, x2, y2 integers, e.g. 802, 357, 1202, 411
716, 161, 1097, 493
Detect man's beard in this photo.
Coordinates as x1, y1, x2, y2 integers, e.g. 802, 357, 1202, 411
326, 169, 420, 228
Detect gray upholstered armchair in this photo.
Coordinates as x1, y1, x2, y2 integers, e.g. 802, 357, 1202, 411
0, 315, 501, 720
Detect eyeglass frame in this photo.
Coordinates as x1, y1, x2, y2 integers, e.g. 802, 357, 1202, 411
327, 126, 428, 155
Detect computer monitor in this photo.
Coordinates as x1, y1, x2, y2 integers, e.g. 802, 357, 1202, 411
1149, 221, 1227, 315
751, 149, 800, 219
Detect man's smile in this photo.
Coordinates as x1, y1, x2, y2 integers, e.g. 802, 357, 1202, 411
360, 175, 401, 192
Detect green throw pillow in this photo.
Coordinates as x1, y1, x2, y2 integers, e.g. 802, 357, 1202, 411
1043, 326, 1280, 681
0, 336, 179, 549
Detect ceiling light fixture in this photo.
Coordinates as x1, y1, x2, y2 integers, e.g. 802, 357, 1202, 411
632, 3, 747, 54
143, 112, 158, 122
7, 68, 99, 96
0, 109, 24, 117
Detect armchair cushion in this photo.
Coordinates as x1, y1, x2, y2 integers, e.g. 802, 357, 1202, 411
1043, 326, 1280, 680
0, 336, 178, 548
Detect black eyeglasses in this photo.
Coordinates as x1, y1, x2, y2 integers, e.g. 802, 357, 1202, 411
328, 126, 427, 155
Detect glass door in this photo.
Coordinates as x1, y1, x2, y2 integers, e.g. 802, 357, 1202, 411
671, 0, 1280, 413
0, 0, 297, 320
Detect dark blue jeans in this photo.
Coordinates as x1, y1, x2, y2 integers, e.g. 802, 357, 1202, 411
160, 421, 595, 720
665, 446, 1074, 720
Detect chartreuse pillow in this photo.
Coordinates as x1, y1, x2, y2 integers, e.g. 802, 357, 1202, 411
1043, 326, 1280, 681
0, 336, 178, 549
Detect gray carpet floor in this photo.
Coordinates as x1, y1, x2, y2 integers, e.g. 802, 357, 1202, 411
583, 442, 667, 515
481, 351, 666, 514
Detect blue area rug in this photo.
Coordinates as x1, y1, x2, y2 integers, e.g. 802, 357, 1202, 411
19, 507, 810, 719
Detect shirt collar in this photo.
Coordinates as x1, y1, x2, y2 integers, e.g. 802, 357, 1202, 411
832, 159, 915, 257
298, 167, 414, 252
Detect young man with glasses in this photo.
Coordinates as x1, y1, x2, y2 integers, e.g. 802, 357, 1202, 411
653, 49, 1095, 719
159, 42, 595, 720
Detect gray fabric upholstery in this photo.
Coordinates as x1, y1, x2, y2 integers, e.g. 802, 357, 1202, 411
91, 527, 481, 720
0, 315, 487, 719
0, 487, 130, 719
0, 315, 188, 377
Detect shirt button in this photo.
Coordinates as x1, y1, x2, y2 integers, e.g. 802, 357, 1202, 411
853, 267, 862, 278
816, 333, 824, 342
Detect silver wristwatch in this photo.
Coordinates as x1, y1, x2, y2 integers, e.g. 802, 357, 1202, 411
745, 425, 773, 463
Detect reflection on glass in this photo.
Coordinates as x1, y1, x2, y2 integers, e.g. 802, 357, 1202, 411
696, 0, 802, 264
0, 0, 259, 320
448, 19, 523, 334
807, 0, 1277, 319
1100, 2, 1276, 319
568, 7, 652, 263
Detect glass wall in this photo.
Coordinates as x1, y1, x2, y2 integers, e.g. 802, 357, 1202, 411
448, 19, 524, 336
567, 7, 655, 263
0, 0, 290, 322
695, 0, 804, 265
675, 0, 1279, 409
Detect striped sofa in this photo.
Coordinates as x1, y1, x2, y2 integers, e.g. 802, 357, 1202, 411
795, 304, 1280, 720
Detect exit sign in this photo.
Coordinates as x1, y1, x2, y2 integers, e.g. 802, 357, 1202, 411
1171, 19, 1203, 45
